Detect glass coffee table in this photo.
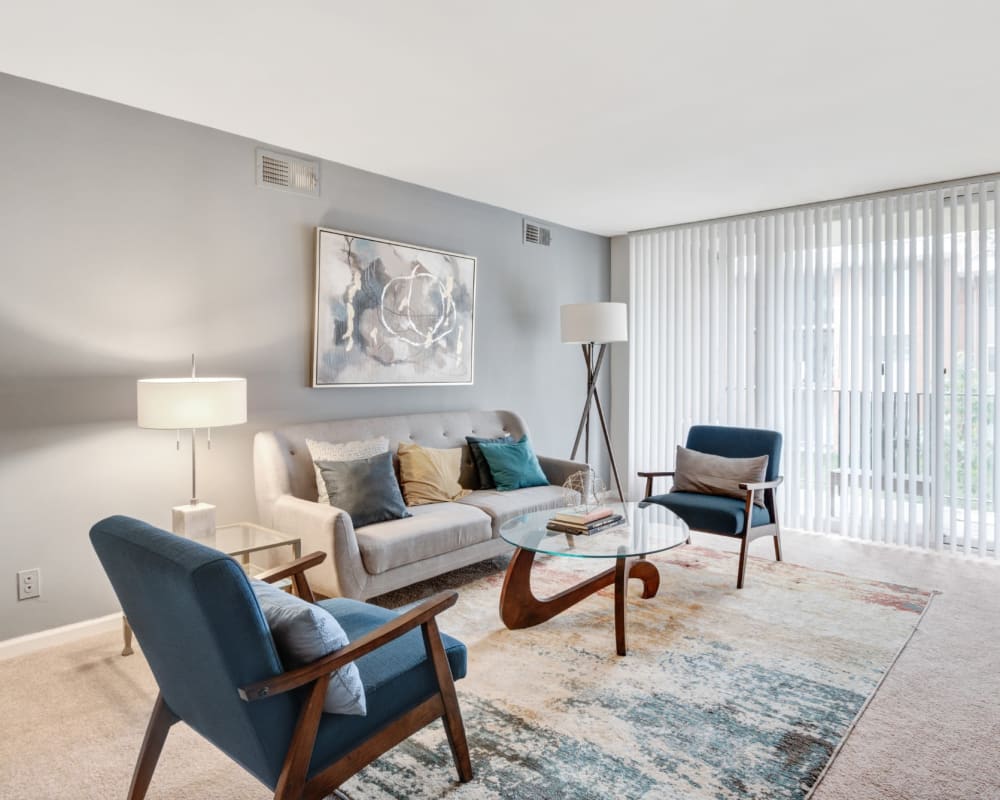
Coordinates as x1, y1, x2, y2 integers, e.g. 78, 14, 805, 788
499, 501, 689, 656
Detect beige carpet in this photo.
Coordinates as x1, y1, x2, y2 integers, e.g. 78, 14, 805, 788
0, 531, 997, 799
762, 532, 1000, 800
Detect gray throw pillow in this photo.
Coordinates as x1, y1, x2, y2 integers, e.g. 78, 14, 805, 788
250, 578, 366, 716
316, 450, 410, 528
671, 445, 769, 507
306, 436, 389, 504
466, 434, 512, 489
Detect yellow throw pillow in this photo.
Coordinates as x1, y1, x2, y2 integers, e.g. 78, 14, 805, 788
397, 443, 471, 506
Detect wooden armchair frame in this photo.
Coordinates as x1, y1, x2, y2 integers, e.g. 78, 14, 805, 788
129, 552, 472, 800
640, 471, 784, 589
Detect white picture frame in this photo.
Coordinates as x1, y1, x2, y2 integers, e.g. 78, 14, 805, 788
312, 227, 477, 387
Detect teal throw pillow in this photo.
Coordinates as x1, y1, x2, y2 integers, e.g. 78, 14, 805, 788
476, 436, 549, 491
316, 451, 410, 528
466, 434, 512, 489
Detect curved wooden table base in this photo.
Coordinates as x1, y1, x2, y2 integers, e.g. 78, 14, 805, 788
499, 547, 661, 656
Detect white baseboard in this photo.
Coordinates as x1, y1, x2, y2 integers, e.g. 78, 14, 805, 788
0, 612, 123, 661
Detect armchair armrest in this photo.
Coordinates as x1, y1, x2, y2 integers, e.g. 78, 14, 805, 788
738, 476, 784, 491
272, 494, 369, 599
254, 551, 327, 603
238, 590, 459, 701
638, 471, 675, 497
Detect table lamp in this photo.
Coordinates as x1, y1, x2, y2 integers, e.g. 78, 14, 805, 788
560, 302, 627, 502
137, 356, 247, 536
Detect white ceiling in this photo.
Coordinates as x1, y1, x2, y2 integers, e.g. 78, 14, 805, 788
2, 1, 999, 236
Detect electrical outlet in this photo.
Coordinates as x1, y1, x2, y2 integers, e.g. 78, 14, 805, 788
17, 568, 40, 600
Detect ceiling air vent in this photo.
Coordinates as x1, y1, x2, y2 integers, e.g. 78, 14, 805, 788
523, 219, 551, 246
256, 148, 320, 197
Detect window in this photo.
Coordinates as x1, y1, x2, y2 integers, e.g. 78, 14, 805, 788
629, 180, 999, 557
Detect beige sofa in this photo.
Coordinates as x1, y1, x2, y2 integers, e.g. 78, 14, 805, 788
253, 410, 587, 599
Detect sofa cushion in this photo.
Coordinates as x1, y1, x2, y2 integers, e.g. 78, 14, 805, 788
476, 436, 549, 491
355, 502, 492, 575
397, 443, 471, 506
458, 484, 570, 531
249, 579, 365, 715
672, 445, 768, 507
308, 598, 467, 775
645, 491, 772, 535
316, 451, 410, 528
306, 436, 389, 504
466, 434, 512, 489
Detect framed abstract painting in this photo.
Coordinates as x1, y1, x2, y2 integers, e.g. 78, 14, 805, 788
312, 228, 476, 387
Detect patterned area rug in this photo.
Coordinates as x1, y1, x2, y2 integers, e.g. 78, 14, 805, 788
343, 546, 932, 800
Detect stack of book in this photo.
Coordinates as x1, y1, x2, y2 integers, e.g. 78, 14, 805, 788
546, 507, 624, 535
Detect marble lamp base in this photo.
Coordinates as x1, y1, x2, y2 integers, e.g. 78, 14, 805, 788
171, 502, 216, 538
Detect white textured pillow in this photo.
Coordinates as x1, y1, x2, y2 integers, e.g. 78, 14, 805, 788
250, 579, 366, 716
306, 436, 389, 505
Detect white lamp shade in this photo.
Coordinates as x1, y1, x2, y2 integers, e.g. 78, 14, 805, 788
560, 302, 628, 344
137, 377, 247, 429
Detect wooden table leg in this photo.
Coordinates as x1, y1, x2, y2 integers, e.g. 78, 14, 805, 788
615, 558, 627, 655
615, 558, 660, 655
499, 547, 661, 655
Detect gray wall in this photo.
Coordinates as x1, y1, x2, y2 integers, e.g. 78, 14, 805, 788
0, 73, 610, 640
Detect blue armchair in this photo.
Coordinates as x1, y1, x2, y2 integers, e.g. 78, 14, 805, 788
639, 425, 783, 589
90, 515, 473, 800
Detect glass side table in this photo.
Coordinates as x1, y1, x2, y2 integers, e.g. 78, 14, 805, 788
121, 522, 301, 656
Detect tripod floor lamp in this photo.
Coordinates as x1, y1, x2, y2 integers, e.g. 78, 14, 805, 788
560, 302, 627, 502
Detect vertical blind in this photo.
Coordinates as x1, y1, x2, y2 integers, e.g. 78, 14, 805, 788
629, 177, 999, 557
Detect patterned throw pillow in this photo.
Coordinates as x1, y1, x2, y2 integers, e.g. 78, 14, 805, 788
306, 436, 389, 504
250, 578, 366, 715
397, 443, 471, 506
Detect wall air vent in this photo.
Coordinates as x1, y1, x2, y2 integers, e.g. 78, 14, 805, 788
523, 219, 551, 246
256, 148, 320, 197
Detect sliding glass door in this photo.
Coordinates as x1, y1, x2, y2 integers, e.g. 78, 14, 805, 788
629, 178, 998, 557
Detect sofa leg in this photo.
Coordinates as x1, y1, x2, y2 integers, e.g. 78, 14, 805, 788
128, 694, 177, 800
736, 536, 749, 590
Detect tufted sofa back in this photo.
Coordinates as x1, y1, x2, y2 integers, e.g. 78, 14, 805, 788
253, 410, 529, 525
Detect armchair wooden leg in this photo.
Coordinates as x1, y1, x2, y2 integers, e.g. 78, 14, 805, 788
736, 536, 750, 590
274, 675, 331, 800
128, 694, 178, 800
773, 528, 783, 562
422, 619, 473, 783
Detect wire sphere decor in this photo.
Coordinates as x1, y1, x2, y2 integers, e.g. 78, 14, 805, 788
561, 469, 607, 512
